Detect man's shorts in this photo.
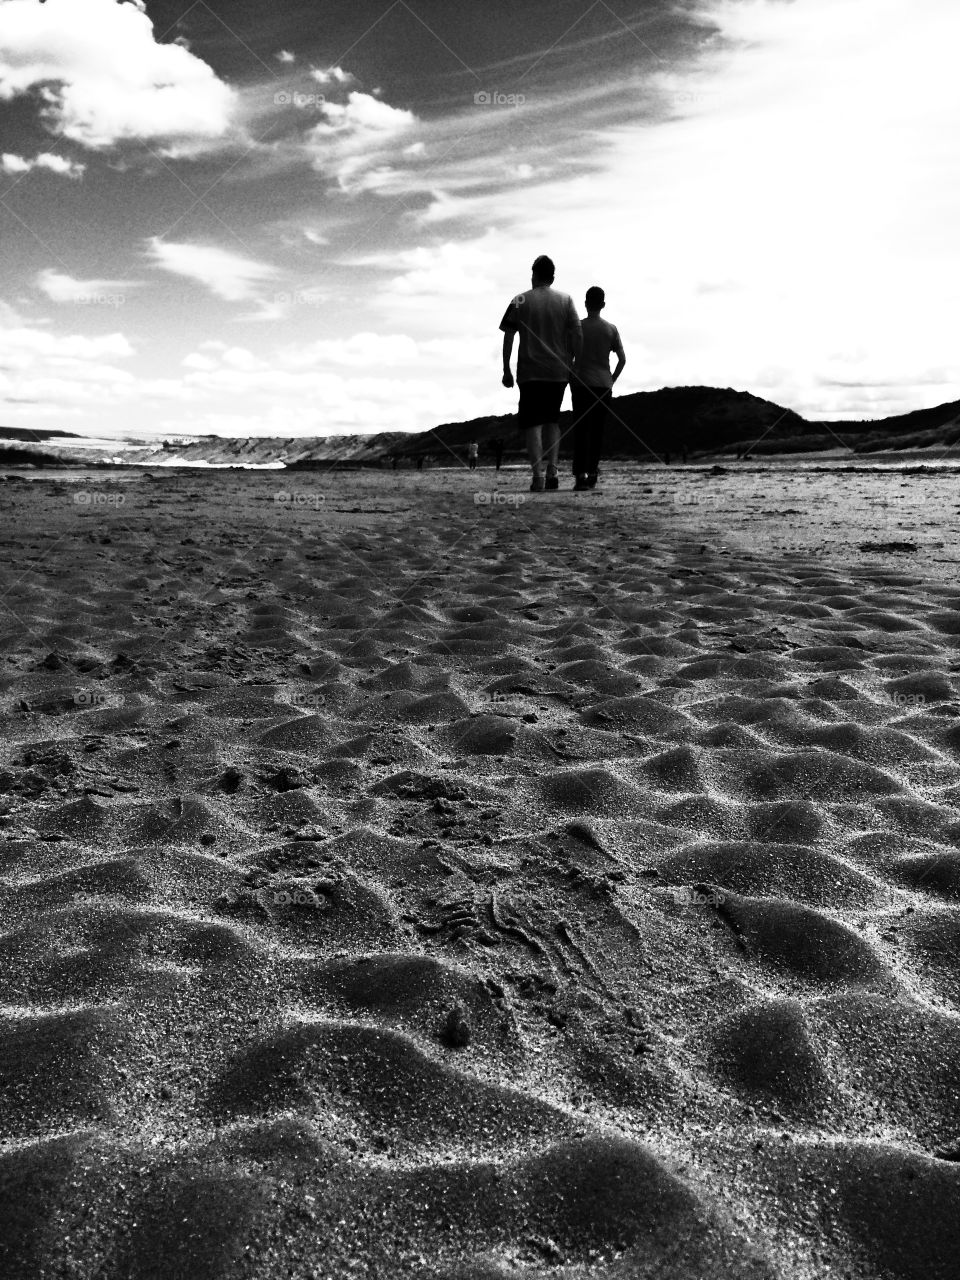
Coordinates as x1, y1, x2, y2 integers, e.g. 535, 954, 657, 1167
518, 380, 567, 429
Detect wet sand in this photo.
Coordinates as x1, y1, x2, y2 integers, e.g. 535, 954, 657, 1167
1, 463, 959, 1279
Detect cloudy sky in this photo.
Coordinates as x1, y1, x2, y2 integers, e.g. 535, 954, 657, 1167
1, 0, 958, 440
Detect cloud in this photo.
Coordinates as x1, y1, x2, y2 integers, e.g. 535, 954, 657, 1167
276, 50, 296, 65
313, 91, 416, 136
145, 238, 280, 302
0, 305, 139, 421
310, 65, 355, 87
0, 0, 237, 153
355, 0, 960, 420
306, 91, 418, 190
275, 333, 420, 369
37, 269, 144, 302
1, 151, 85, 179
345, 234, 501, 300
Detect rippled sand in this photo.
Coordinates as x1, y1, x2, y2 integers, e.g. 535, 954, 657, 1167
1, 463, 959, 1279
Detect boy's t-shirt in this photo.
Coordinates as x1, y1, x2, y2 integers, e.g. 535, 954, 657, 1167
499, 285, 582, 383
575, 315, 625, 390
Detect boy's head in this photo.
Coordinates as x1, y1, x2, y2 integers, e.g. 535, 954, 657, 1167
585, 285, 605, 313
531, 254, 555, 285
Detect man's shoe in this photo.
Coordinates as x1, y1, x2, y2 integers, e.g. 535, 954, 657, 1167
544, 475, 560, 491
573, 474, 590, 491
529, 475, 545, 492
586, 473, 599, 489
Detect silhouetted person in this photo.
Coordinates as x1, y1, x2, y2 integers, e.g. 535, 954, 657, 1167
491, 437, 505, 471
571, 286, 625, 491
467, 440, 479, 470
500, 255, 581, 492
416, 454, 424, 471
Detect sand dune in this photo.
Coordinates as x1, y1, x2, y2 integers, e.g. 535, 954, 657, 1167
0, 465, 959, 1278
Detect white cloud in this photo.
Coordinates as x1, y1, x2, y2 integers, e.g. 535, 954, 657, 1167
37, 268, 143, 302
363, 0, 960, 419
311, 65, 355, 87
348, 235, 501, 299
1, 151, 85, 178
313, 91, 415, 136
145, 238, 280, 302
276, 333, 420, 369
0, 0, 237, 152
307, 91, 418, 190
0, 305, 140, 420
275, 50, 296, 65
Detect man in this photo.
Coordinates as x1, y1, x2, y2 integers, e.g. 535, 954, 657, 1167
500, 255, 581, 492
467, 440, 479, 470
571, 286, 626, 491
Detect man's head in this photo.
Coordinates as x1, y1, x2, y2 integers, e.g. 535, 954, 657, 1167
531, 254, 555, 286
585, 285, 605, 313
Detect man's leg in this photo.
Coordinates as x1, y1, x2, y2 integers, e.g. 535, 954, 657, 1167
526, 425, 545, 477
543, 423, 560, 479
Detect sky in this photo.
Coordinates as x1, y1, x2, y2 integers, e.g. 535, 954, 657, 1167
1, 0, 959, 441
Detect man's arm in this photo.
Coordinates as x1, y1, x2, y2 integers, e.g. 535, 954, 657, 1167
502, 330, 515, 387
567, 300, 583, 370
611, 328, 626, 385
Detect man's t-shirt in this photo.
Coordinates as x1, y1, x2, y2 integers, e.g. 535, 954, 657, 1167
499, 285, 582, 383
575, 316, 625, 390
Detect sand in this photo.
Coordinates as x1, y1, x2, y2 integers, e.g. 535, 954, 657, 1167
1, 461, 959, 1279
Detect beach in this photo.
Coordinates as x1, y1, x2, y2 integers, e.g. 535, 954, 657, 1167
1, 461, 959, 1279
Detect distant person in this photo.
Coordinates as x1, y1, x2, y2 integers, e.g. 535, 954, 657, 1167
500, 255, 581, 492
416, 454, 424, 471
467, 440, 479, 470
570, 286, 625, 491
491, 436, 505, 471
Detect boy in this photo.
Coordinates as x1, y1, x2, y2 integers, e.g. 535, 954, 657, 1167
571, 286, 626, 490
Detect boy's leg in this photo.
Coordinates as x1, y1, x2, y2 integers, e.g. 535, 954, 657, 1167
587, 390, 611, 477
571, 387, 586, 477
